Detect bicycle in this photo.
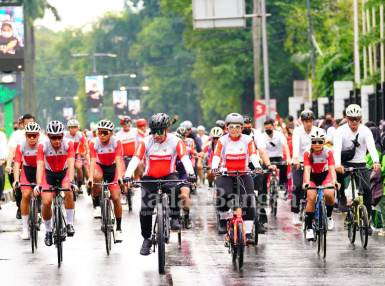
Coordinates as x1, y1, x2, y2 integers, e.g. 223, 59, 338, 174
93, 181, 118, 255
215, 170, 259, 271
42, 185, 72, 268
344, 166, 371, 249
263, 162, 285, 218
123, 156, 133, 213
304, 185, 334, 259
131, 178, 187, 274
19, 183, 41, 254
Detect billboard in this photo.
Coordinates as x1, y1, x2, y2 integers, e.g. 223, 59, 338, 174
0, 6, 24, 71
63, 107, 74, 121
85, 75, 104, 112
0, 1, 22, 6
128, 99, 140, 115
193, 0, 245, 29
112, 90, 127, 116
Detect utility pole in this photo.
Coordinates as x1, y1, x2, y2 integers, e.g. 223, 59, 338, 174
353, 0, 361, 85
252, 0, 261, 102
306, 0, 316, 101
261, 0, 270, 116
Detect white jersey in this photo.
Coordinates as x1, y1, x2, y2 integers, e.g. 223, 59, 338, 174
263, 130, 287, 158
198, 134, 209, 146
333, 124, 379, 166
8, 129, 24, 149
0, 131, 7, 159
292, 125, 318, 162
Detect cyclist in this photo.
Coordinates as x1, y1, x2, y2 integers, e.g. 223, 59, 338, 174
64, 119, 87, 192
262, 118, 291, 188
88, 119, 124, 242
242, 115, 274, 232
302, 128, 338, 240
12, 122, 41, 239
6, 114, 36, 219
291, 110, 319, 225
203, 127, 224, 187
334, 104, 380, 229
211, 113, 261, 240
124, 113, 196, 256
175, 126, 196, 228
197, 125, 209, 146
116, 116, 138, 169
216, 119, 226, 133
135, 118, 149, 140
34, 121, 76, 246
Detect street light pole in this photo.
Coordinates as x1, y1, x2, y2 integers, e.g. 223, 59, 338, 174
353, 0, 361, 85
72, 53, 117, 74
261, 0, 270, 116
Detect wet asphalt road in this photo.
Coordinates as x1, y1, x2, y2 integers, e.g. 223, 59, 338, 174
1, 186, 385, 286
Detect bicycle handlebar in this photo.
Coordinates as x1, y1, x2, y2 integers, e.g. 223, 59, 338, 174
215, 170, 253, 176
305, 186, 336, 191
132, 179, 189, 184
345, 166, 371, 172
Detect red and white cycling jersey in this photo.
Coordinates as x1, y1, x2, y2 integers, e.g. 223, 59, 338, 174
14, 138, 40, 167
303, 147, 335, 173
64, 131, 85, 154
37, 139, 75, 172
115, 129, 137, 157
184, 137, 196, 163
89, 136, 123, 166
212, 134, 257, 172
135, 133, 189, 178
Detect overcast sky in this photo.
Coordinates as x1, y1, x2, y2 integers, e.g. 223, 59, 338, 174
35, 0, 127, 31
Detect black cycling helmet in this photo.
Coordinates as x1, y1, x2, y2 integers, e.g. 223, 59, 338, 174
215, 120, 225, 129
149, 113, 170, 133
243, 115, 252, 124
300, 110, 314, 121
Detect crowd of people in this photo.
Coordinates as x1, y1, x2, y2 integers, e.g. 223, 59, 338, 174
1, 102, 385, 259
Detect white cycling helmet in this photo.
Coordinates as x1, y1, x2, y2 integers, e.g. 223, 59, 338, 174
46, 120, 65, 135
180, 120, 193, 130
225, 113, 244, 125
177, 126, 187, 136
67, 118, 80, 128
310, 128, 326, 141
210, 127, 224, 138
345, 104, 362, 117
25, 122, 41, 133
197, 125, 205, 132
97, 119, 114, 131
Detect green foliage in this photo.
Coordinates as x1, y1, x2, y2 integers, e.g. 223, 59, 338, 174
35, 0, 358, 126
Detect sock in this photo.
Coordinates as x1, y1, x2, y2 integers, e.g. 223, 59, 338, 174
305, 212, 314, 229
44, 219, 52, 232
21, 215, 28, 231
327, 205, 334, 217
244, 220, 253, 234
66, 209, 75, 225
92, 197, 100, 208
116, 217, 122, 231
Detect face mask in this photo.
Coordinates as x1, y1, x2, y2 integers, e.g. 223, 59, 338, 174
265, 129, 273, 135
325, 119, 332, 125
242, 128, 251, 135
2, 31, 12, 38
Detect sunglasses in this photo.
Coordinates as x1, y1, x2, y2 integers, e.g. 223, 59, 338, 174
347, 117, 361, 122
98, 130, 110, 136
311, 140, 325, 145
228, 124, 242, 130
152, 129, 165, 136
49, 135, 63, 141
26, 133, 38, 139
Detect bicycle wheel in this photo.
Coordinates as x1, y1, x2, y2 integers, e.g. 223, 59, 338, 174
270, 181, 278, 217
157, 202, 166, 274
359, 205, 369, 249
103, 198, 111, 255
252, 217, 259, 246
29, 199, 37, 254
320, 202, 327, 259
347, 208, 356, 244
55, 205, 63, 267
236, 222, 245, 270
178, 215, 182, 249
127, 188, 133, 213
